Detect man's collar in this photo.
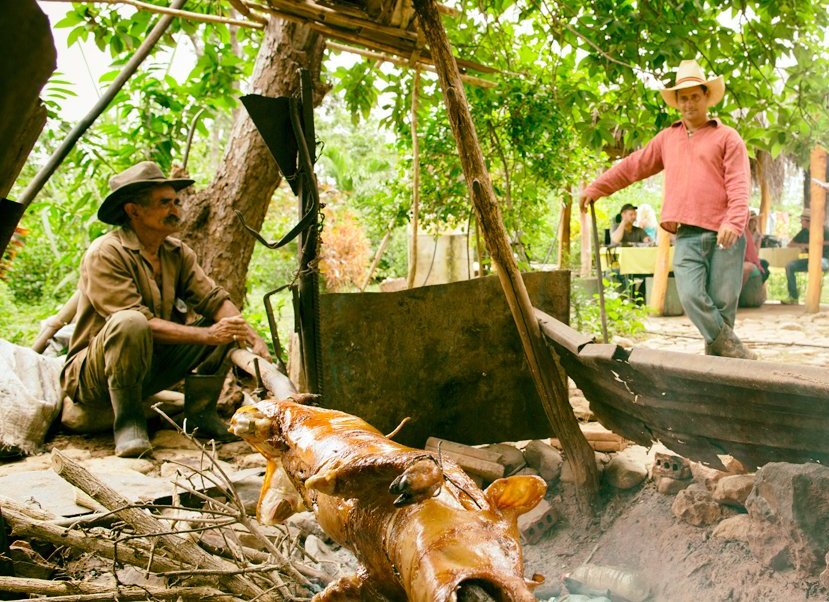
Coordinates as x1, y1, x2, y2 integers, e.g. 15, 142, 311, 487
117, 226, 181, 251
671, 118, 721, 129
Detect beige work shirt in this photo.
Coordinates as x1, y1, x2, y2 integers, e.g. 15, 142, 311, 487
61, 226, 230, 398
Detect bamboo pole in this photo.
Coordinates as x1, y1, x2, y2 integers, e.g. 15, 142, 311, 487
805, 146, 827, 313
17, 0, 187, 211
407, 68, 421, 289
411, 0, 598, 510
648, 226, 672, 314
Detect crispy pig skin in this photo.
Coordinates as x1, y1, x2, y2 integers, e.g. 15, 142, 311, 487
231, 395, 546, 601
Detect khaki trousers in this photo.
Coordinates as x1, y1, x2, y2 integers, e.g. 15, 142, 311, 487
62, 310, 221, 433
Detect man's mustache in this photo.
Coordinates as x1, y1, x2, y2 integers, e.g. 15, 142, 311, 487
164, 215, 182, 225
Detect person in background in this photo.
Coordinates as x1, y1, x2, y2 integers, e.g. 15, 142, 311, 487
781, 208, 829, 305
580, 59, 755, 359
636, 203, 659, 241
739, 220, 769, 308
61, 161, 271, 457
611, 203, 652, 245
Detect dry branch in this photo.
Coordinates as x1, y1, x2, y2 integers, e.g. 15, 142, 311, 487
40, 0, 265, 29
50, 449, 269, 600
0, 577, 242, 602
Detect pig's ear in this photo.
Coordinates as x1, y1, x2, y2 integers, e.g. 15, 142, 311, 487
484, 475, 546, 517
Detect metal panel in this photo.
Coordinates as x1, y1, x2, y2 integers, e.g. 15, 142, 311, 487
318, 272, 570, 447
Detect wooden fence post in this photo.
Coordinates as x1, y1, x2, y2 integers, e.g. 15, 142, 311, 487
805, 146, 827, 313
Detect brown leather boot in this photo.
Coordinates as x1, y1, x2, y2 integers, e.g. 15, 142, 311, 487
709, 323, 757, 360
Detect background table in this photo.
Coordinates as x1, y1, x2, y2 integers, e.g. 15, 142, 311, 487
758, 247, 802, 268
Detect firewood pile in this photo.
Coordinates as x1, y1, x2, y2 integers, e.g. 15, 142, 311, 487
0, 429, 337, 602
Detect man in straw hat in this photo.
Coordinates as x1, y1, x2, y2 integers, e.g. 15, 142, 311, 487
60, 161, 270, 457
781, 207, 829, 305
580, 59, 755, 359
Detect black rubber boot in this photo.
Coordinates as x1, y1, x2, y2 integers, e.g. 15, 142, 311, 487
184, 373, 239, 442
111, 387, 152, 458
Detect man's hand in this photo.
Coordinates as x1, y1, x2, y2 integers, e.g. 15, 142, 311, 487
716, 224, 740, 249
246, 331, 272, 361
579, 193, 595, 213
207, 316, 249, 345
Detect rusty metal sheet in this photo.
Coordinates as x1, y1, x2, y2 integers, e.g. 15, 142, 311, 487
537, 310, 829, 469
318, 272, 570, 448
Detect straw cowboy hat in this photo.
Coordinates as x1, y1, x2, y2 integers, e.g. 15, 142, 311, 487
98, 161, 194, 225
659, 60, 725, 109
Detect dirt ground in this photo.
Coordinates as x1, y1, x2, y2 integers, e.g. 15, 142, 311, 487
3, 302, 828, 601
520, 301, 829, 602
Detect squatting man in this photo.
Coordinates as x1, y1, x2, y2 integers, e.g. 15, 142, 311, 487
60, 161, 271, 457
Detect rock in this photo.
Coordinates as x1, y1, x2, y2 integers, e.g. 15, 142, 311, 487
570, 394, 593, 421
9, 540, 56, 578
656, 476, 691, 495
284, 511, 328, 541
744, 462, 829, 573
689, 461, 729, 491
671, 484, 723, 527
517, 498, 558, 544
529, 578, 561, 599
238, 452, 268, 469
150, 430, 194, 449
713, 474, 755, 508
746, 523, 793, 571
719, 455, 747, 474
712, 514, 752, 542
820, 552, 829, 590
512, 467, 539, 477
522, 440, 563, 482
216, 440, 254, 461
604, 445, 648, 490
81, 456, 154, 475
779, 321, 803, 331
159, 456, 234, 479
483, 443, 526, 475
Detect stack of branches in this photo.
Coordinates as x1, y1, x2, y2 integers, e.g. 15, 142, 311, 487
0, 414, 332, 602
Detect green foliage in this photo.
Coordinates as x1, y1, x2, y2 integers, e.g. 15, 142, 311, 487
571, 278, 649, 340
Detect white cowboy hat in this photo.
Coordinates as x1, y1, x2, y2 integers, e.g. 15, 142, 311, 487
659, 60, 725, 109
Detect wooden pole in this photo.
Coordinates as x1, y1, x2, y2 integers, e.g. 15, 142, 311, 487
579, 204, 591, 278
557, 195, 572, 268
16, 0, 187, 210
757, 151, 772, 235
412, 0, 598, 509
362, 219, 395, 291
407, 68, 421, 289
805, 146, 827, 313
649, 226, 672, 314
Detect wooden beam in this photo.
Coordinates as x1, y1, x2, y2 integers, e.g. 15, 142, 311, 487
649, 225, 672, 314
557, 194, 571, 268
326, 41, 496, 87
247, 0, 497, 75
407, 67, 421, 288
411, 0, 598, 511
805, 146, 827, 313
40, 0, 265, 29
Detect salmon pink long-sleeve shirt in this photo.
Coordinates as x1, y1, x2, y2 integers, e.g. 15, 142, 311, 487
584, 119, 750, 235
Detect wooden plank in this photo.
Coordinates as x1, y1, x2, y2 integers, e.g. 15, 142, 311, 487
425, 437, 503, 463
648, 224, 672, 315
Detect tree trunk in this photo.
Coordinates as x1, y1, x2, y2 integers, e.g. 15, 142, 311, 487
179, 17, 327, 305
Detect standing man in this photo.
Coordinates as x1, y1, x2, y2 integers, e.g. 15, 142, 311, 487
611, 203, 652, 245
61, 161, 271, 457
580, 60, 755, 359
781, 208, 829, 305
